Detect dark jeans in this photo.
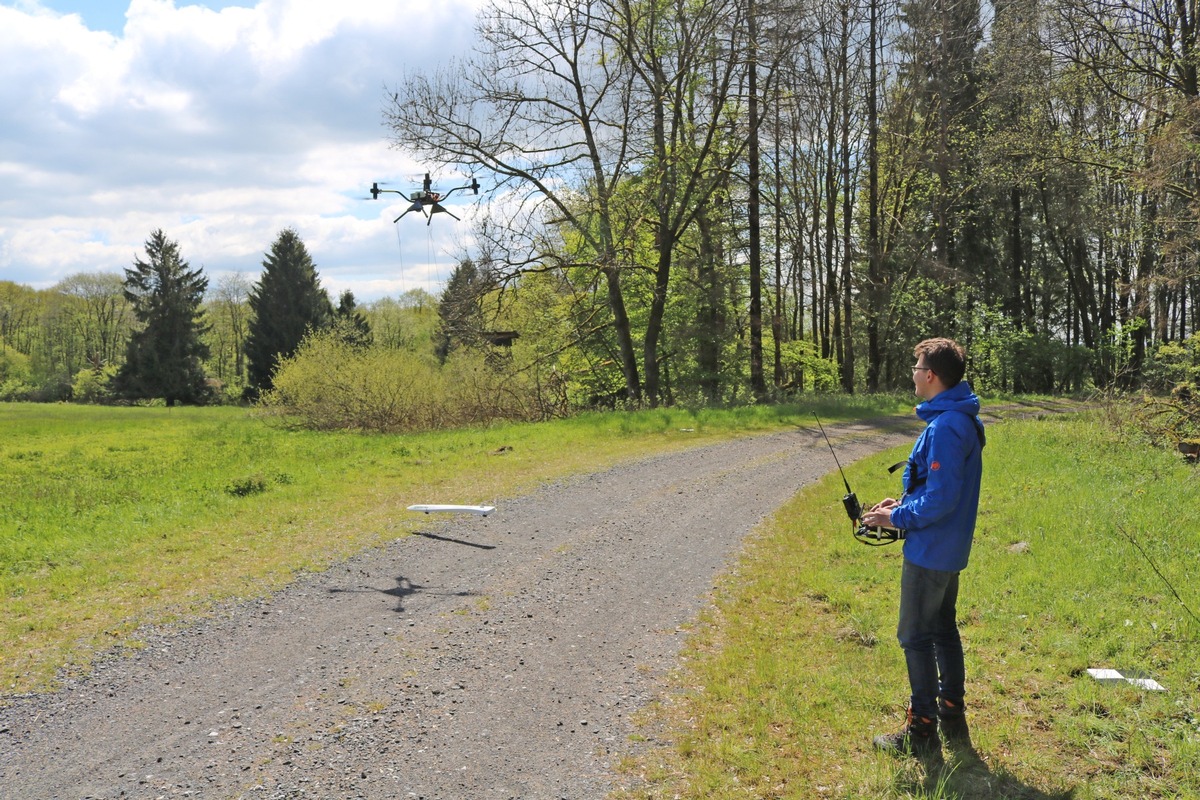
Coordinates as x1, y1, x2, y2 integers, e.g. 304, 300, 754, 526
897, 559, 964, 720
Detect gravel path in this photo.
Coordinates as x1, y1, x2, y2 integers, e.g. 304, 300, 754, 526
1, 419, 924, 799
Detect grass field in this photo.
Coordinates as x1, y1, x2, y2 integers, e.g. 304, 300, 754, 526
7, 399, 1192, 799
0, 396, 910, 696
614, 409, 1200, 799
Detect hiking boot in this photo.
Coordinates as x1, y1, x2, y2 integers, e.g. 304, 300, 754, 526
938, 699, 972, 747
873, 707, 940, 757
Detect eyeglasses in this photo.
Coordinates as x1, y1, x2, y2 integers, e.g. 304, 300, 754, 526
911, 366, 932, 373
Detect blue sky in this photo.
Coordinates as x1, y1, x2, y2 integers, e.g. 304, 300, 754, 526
0, 0, 485, 300
29, 0, 255, 34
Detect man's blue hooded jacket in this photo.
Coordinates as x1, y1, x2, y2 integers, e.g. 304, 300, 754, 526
889, 381, 985, 572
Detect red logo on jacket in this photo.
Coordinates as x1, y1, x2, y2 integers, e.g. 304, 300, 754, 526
930, 461, 941, 471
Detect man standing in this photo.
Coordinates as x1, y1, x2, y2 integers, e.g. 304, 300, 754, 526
860, 338, 985, 758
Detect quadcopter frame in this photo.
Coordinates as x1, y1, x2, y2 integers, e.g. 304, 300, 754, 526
369, 173, 480, 225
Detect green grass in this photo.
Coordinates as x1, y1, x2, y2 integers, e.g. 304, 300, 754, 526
615, 408, 1200, 799
0, 395, 913, 696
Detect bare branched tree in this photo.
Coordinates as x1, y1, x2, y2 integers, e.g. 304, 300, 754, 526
385, 0, 644, 399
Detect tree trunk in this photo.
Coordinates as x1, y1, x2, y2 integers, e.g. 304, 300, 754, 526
866, 0, 881, 392
839, 4, 854, 394
696, 205, 722, 402
643, 239, 673, 407
747, 0, 766, 400
602, 264, 641, 402
1008, 185, 1024, 330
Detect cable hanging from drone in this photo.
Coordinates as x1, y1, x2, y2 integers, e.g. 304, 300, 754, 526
369, 173, 481, 226
813, 413, 907, 546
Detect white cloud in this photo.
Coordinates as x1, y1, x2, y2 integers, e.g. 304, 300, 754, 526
0, 0, 486, 299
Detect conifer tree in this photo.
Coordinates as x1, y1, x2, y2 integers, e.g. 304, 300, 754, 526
436, 260, 489, 362
244, 228, 333, 396
335, 290, 373, 348
112, 229, 211, 406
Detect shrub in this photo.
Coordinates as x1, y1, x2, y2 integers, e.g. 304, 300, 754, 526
1143, 334, 1200, 392
1, 344, 31, 380
779, 340, 840, 392
32, 374, 74, 403
224, 475, 269, 497
258, 330, 542, 432
1, 378, 33, 401
72, 366, 118, 404
970, 304, 1095, 393
0, 346, 33, 400
1129, 335, 1200, 451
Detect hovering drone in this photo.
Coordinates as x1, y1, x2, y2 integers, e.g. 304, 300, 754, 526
369, 173, 480, 225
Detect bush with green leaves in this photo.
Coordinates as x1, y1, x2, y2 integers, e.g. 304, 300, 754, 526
1, 344, 34, 400
968, 303, 1095, 393
71, 366, 118, 404
259, 329, 541, 432
1143, 333, 1200, 392
1131, 334, 1200, 449
778, 340, 840, 392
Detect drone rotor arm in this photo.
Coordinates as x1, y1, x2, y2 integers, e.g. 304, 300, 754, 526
369, 183, 408, 200
441, 178, 481, 201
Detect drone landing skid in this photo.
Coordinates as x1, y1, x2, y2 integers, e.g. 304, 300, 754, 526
393, 203, 461, 226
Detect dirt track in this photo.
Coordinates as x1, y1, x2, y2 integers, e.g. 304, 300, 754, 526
1, 417, 939, 799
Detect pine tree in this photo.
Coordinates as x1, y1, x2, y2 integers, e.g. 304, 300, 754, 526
244, 229, 333, 396
335, 290, 373, 348
435, 260, 488, 362
113, 229, 211, 406
894, 0, 984, 283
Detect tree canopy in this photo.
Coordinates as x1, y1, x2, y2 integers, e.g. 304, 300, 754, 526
384, 0, 1200, 406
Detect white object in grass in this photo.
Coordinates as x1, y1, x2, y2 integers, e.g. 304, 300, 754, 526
1086, 668, 1166, 692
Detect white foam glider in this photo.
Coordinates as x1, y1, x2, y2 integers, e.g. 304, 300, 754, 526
407, 504, 496, 516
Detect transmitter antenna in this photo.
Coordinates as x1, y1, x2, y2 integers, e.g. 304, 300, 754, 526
813, 413, 854, 497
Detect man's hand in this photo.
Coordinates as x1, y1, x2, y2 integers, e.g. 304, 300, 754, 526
861, 498, 899, 528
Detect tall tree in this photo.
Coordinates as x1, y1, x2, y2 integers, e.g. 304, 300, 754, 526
335, 290, 373, 349
891, 0, 984, 293
1054, 0, 1200, 372
436, 259, 490, 362
112, 229, 211, 406
611, 0, 748, 404
206, 272, 252, 390
55, 272, 132, 370
245, 229, 333, 396
865, 0, 883, 391
364, 290, 440, 353
746, 0, 766, 399
386, 0, 644, 401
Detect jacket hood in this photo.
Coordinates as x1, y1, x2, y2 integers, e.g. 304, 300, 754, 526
916, 380, 981, 423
